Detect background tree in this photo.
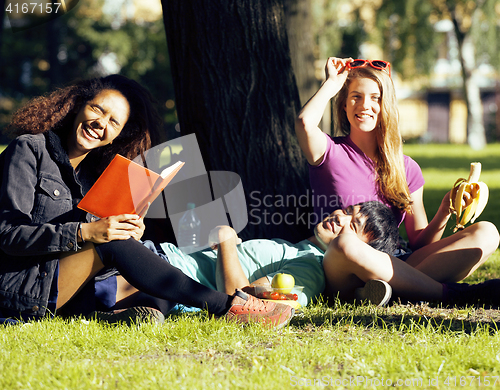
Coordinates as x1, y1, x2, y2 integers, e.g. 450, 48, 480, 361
161, 0, 312, 242
283, 0, 318, 105
430, 0, 494, 149
374, 0, 500, 149
312, 0, 366, 60
0, 0, 5, 56
0, 0, 177, 138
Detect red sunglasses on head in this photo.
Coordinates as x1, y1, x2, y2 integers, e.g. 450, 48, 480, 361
347, 59, 391, 76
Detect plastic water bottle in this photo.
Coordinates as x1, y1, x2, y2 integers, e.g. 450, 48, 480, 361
177, 203, 201, 252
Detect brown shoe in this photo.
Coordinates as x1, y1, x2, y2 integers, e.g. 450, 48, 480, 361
224, 289, 294, 330
87, 306, 165, 325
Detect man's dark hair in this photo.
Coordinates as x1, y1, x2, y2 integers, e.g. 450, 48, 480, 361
358, 201, 400, 255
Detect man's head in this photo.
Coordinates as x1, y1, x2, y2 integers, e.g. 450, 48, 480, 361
314, 201, 399, 254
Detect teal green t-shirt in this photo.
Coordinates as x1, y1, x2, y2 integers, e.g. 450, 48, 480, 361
159, 239, 325, 307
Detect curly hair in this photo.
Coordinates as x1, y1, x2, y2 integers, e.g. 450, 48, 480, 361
7, 75, 163, 173
333, 67, 412, 214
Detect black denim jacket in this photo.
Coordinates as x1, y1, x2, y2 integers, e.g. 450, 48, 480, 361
0, 131, 96, 317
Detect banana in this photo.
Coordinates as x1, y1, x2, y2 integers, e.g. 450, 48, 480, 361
449, 162, 489, 232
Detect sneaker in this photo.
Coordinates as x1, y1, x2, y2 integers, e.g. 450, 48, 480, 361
444, 279, 500, 307
87, 306, 165, 325
354, 280, 392, 307
224, 289, 294, 330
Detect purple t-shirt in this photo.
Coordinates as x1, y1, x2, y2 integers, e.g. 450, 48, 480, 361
309, 134, 425, 226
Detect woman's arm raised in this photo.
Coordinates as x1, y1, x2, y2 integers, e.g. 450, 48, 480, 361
295, 57, 351, 165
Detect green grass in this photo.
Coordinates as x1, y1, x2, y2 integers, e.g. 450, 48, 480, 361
402, 143, 500, 239
2, 301, 500, 389
1, 143, 500, 389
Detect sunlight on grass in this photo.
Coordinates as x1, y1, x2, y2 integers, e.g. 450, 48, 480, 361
403, 143, 500, 239
1, 304, 500, 389
0, 142, 499, 388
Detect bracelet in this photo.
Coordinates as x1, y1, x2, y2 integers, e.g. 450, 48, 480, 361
78, 222, 85, 244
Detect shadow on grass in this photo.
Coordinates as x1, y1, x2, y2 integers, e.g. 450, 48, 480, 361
292, 303, 500, 335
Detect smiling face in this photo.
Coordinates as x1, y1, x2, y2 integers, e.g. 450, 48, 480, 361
313, 205, 370, 250
68, 89, 130, 160
344, 77, 381, 135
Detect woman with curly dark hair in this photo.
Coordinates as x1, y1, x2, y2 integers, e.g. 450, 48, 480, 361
7, 74, 161, 176
0, 75, 294, 328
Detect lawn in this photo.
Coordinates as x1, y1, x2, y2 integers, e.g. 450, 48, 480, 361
1, 143, 500, 389
402, 143, 500, 240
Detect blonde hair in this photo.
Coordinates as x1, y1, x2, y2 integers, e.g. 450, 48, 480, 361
334, 67, 412, 213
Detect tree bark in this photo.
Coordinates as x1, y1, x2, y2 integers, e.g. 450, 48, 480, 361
450, 2, 487, 149
0, 0, 5, 64
283, 0, 318, 105
161, 0, 312, 241
47, 17, 63, 89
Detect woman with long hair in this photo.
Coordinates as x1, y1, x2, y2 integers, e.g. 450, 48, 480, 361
295, 57, 499, 306
0, 75, 294, 328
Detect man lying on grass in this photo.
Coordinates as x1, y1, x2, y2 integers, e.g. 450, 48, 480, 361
133, 201, 400, 309
151, 199, 500, 310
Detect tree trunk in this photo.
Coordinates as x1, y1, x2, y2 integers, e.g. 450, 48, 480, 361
161, 0, 312, 242
451, 5, 487, 149
283, 0, 318, 105
47, 17, 63, 88
0, 0, 5, 64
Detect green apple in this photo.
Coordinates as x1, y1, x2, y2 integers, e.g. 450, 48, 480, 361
271, 273, 295, 294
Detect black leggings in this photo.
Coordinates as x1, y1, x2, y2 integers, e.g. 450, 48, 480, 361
94, 239, 232, 316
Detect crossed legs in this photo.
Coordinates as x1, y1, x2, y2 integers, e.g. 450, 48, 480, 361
323, 233, 443, 302
322, 221, 499, 302
57, 239, 233, 316
57, 243, 104, 309
405, 221, 499, 282
57, 243, 175, 314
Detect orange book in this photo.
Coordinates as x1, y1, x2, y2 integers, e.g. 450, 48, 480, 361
78, 154, 184, 218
